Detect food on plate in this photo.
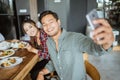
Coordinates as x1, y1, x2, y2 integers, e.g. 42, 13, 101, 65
1, 61, 10, 67
8, 58, 16, 64
18, 42, 27, 48
0, 49, 14, 57
11, 41, 28, 48
0, 57, 23, 68
0, 58, 16, 67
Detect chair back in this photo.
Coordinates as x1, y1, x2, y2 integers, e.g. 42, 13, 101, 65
83, 53, 101, 80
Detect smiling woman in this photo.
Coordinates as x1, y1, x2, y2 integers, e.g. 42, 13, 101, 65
22, 19, 50, 80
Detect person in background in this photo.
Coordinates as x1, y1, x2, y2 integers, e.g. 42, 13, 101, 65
22, 19, 50, 80
0, 33, 5, 41
36, 13, 42, 29
37, 10, 114, 80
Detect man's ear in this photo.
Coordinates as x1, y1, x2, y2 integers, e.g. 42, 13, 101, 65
58, 19, 61, 25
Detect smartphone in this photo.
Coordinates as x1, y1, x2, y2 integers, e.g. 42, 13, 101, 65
86, 9, 99, 30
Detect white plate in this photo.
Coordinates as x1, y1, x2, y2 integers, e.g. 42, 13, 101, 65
11, 41, 28, 48
18, 41, 28, 48
0, 57, 23, 68
0, 41, 11, 50
10, 42, 19, 48
0, 49, 15, 59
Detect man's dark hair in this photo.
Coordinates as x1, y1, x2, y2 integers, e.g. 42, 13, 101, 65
39, 10, 59, 23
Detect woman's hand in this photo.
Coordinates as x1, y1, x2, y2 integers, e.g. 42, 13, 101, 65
36, 71, 44, 80
25, 43, 38, 54
37, 68, 50, 80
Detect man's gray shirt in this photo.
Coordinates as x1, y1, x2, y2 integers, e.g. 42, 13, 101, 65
45, 29, 109, 80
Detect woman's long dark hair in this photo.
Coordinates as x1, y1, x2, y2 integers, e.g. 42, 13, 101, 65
22, 19, 42, 49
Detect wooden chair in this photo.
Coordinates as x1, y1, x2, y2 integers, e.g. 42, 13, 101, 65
83, 53, 101, 80
85, 60, 101, 80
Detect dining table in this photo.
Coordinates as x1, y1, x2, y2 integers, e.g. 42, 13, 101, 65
0, 48, 39, 80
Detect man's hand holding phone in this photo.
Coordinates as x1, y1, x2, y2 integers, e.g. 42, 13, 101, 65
86, 9, 100, 30
86, 9, 101, 39
86, 9, 114, 50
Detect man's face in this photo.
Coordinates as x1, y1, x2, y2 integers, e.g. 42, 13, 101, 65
41, 14, 61, 37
